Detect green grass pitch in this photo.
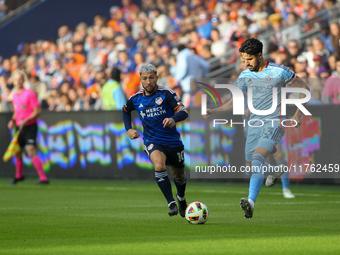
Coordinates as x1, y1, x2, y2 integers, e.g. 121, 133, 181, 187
0, 178, 340, 255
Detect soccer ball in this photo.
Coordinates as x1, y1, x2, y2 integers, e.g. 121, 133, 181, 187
185, 202, 209, 224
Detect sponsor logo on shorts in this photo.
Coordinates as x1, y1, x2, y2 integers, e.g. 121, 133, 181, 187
148, 144, 154, 151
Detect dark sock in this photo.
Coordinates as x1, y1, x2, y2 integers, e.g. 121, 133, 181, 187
174, 172, 186, 199
155, 170, 175, 205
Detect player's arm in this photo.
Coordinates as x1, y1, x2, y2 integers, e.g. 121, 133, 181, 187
163, 105, 188, 128
289, 76, 310, 127
203, 74, 247, 119
7, 112, 16, 129
203, 98, 234, 119
122, 101, 140, 140
163, 91, 188, 128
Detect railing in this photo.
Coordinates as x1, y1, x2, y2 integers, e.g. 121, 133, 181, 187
0, 0, 42, 26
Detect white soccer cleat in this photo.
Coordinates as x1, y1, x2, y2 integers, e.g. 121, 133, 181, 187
283, 188, 295, 199
265, 164, 285, 187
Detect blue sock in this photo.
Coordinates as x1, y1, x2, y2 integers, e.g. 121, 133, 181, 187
155, 170, 175, 205
174, 172, 186, 198
248, 154, 265, 202
278, 160, 289, 189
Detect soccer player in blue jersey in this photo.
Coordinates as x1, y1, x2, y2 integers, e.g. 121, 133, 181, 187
239, 57, 295, 200
122, 63, 189, 217
204, 38, 309, 219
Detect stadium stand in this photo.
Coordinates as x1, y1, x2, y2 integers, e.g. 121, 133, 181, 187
0, 0, 340, 112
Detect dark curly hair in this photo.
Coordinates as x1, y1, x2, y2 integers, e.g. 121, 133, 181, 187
239, 38, 263, 55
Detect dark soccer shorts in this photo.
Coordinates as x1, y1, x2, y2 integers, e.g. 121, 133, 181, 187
144, 142, 185, 168
18, 122, 38, 148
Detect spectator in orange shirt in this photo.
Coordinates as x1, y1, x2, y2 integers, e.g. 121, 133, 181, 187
121, 68, 140, 98
107, 7, 124, 32
65, 51, 86, 85
189, 30, 206, 56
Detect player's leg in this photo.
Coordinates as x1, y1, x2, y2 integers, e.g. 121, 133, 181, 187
25, 123, 49, 184
148, 146, 177, 216
273, 144, 295, 198
241, 125, 284, 219
167, 145, 187, 216
9, 130, 26, 185
240, 160, 254, 218
169, 165, 187, 217
9, 148, 25, 185
241, 132, 264, 219
26, 145, 49, 184
248, 146, 271, 204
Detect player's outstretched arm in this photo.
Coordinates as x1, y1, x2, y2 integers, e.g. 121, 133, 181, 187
289, 77, 310, 127
203, 98, 234, 119
122, 106, 140, 139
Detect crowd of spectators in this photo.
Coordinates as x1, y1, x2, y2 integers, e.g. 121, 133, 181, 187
1, 0, 340, 112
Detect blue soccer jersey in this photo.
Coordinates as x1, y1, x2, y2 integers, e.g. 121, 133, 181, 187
235, 61, 297, 123
123, 86, 185, 147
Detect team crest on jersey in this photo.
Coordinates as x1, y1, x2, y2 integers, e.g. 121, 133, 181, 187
155, 97, 163, 105
265, 75, 273, 83
21, 105, 27, 109
147, 144, 154, 151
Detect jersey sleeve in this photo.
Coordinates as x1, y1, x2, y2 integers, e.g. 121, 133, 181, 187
123, 96, 135, 113
280, 65, 297, 86
235, 73, 247, 95
28, 90, 40, 108
165, 90, 186, 112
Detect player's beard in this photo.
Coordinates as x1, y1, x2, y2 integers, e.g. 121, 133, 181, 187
249, 57, 260, 72
143, 83, 157, 94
